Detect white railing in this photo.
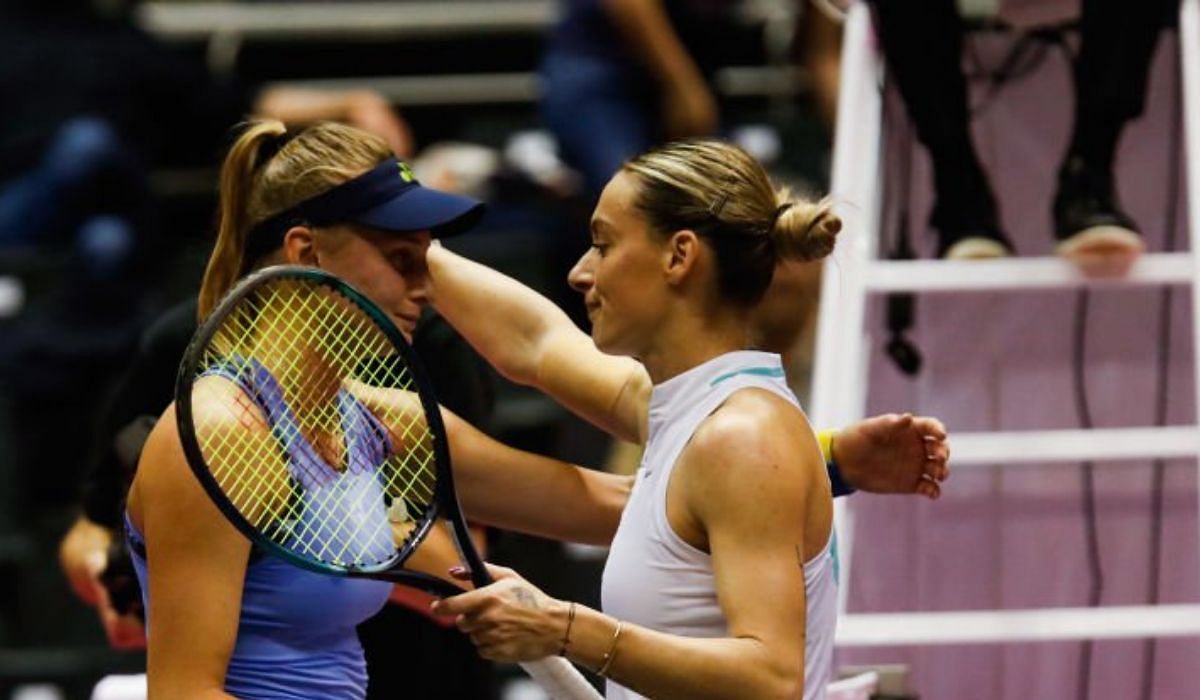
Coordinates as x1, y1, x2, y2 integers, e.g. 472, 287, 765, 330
813, 0, 1200, 648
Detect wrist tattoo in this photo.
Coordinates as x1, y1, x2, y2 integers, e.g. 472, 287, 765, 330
513, 587, 539, 610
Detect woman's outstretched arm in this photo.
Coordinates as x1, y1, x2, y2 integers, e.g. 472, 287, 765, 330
427, 244, 651, 443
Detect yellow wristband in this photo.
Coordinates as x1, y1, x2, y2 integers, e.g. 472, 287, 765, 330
817, 429, 834, 466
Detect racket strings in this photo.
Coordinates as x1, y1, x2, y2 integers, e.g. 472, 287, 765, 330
205, 288, 301, 521
190, 278, 440, 570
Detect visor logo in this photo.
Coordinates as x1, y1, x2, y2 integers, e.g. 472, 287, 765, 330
397, 161, 416, 183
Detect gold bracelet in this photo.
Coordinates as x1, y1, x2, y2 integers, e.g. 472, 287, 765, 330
558, 602, 577, 656
596, 619, 624, 677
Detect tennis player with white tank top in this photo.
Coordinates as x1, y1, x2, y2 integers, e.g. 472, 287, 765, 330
431, 139, 838, 700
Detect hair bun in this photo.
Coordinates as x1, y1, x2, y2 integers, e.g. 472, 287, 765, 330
772, 198, 841, 262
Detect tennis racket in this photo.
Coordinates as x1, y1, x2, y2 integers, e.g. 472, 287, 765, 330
176, 265, 601, 700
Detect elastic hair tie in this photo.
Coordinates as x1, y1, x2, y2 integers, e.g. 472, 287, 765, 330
771, 202, 794, 231
256, 129, 295, 168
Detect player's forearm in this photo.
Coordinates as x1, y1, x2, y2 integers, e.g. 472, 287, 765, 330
427, 244, 571, 387
429, 245, 649, 443
463, 462, 628, 546
444, 408, 628, 545
566, 606, 800, 700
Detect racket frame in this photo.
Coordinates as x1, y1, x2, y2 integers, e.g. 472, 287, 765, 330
175, 265, 486, 595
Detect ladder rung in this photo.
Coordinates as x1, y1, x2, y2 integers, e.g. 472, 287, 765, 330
950, 426, 1199, 465
862, 253, 1193, 293
836, 604, 1200, 646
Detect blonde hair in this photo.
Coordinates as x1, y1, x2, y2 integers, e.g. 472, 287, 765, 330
622, 140, 841, 306
197, 120, 393, 319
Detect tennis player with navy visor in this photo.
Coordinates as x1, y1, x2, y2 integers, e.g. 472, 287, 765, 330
126, 121, 948, 699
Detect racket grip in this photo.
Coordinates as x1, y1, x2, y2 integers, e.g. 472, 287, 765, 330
519, 657, 604, 700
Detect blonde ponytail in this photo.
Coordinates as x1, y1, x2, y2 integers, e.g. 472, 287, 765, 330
198, 120, 287, 320
197, 120, 393, 320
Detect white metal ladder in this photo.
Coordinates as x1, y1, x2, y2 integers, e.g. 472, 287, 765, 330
815, 0, 1200, 646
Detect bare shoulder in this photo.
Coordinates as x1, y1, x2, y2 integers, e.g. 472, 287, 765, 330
136, 403, 184, 483
137, 376, 269, 502
691, 389, 816, 470
134, 396, 257, 547
678, 388, 831, 553
187, 374, 271, 434
679, 388, 823, 512
129, 403, 194, 529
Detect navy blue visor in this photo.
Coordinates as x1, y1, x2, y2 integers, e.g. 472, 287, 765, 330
245, 158, 485, 259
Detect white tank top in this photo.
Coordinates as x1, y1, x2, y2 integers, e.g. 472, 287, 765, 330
600, 351, 836, 700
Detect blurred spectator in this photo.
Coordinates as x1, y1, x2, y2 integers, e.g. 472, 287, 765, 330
868, 0, 1176, 275
0, 0, 412, 512
798, 0, 843, 131
0, 0, 410, 259
0, 0, 405, 677
539, 0, 727, 197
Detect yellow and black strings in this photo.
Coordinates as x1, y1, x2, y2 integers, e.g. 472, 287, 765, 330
189, 279, 439, 570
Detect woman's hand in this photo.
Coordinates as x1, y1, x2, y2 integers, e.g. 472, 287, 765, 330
59, 516, 147, 650
60, 516, 111, 607
432, 563, 569, 663
834, 413, 951, 499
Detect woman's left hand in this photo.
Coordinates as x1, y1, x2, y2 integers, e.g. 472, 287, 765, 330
432, 563, 568, 663
834, 413, 951, 499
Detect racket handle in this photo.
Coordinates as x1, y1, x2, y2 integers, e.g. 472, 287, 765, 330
519, 657, 604, 700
